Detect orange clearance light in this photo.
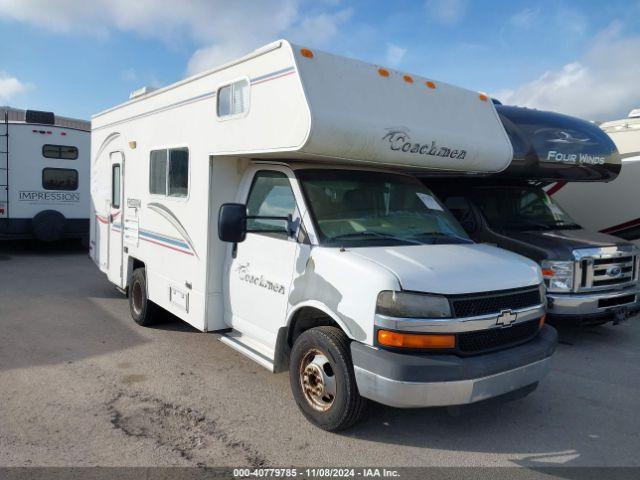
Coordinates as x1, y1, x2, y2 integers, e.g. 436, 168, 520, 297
479, 93, 489, 101
300, 48, 314, 59
377, 330, 455, 349
541, 268, 555, 278
425, 81, 436, 89
403, 75, 414, 84
539, 315, 547, 329
378, 68, 390, 77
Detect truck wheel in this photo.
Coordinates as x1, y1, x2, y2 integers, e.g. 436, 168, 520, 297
129, 268, 158, 326
289, 326, 367, 431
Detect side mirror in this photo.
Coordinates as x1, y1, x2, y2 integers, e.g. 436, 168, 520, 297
218, 203, 247, 243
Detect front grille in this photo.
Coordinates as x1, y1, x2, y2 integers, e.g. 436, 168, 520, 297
450, 287, 542, 318
578, 253, 638, 291
458, 320, 540, 354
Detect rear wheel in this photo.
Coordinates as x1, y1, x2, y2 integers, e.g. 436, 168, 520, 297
129, 268, 158, 326
289, 326, 367, 431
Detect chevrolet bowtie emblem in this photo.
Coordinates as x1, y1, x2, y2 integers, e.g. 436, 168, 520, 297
496, 309, 517, 327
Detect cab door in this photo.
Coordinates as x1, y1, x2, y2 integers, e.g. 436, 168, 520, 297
107, 151, 124, 286
224, 168, 300, 348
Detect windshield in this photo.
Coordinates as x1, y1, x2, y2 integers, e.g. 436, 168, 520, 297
296, 169, 471, 247
473, 186, 581, 231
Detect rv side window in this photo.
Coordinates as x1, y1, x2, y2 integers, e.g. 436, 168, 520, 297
246, 171, 296, 237
149, 150, 168, 195
42, 168, 78, 191
217, 79, 249, 118
149, 148, 189, 197
112, 165, 121, 208
43, 144, 79, 160
168, 148, 189, 197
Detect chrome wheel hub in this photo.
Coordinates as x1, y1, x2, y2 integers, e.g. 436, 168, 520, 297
132, 281, 143, 316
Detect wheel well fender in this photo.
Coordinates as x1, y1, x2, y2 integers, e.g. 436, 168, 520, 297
273, 302, 351, 373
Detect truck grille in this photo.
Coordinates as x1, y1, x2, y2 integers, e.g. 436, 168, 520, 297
576, 251, 639, 291
450, 286, 542, 318
457, 319, 540, 354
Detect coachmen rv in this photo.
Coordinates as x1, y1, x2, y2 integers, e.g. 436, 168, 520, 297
426, 104, 640, 326
551, 109, 640, 247
91, 40, 556, 431
0, 107, 90, 242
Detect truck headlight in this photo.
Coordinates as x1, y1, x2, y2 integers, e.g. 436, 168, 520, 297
376, 291, 451, 318
541, 260, 574, 292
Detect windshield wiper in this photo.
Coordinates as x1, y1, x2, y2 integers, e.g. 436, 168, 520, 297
330, 231, 423, 245
411, 232, 473, 244
549, 221, 582, 230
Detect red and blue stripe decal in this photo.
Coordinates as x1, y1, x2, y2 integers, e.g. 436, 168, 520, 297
250, 66, 296, 86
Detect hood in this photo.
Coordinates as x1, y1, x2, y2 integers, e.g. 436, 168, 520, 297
506, 228, 632, 260
347, 243, 541, 295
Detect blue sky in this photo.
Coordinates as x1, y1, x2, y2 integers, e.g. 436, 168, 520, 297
1, 0, 639, 121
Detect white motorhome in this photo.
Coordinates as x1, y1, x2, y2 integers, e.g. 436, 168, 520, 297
91, 40, 556, 430
551, 109, 640, 246
0, 107, 90, 242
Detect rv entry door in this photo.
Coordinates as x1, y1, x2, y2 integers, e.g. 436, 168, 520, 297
107, 152, 124, 286
225, 170, 299, 347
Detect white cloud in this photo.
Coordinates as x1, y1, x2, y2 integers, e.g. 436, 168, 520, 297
509, 7, 539, 29
425, 0, 468, 25
492, 23, 640, 121
0, 0, 354, 77
385, 44, 407, 67
0, 72, 31, 101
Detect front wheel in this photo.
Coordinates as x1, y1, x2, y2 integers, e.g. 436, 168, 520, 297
289, 326, 367, 431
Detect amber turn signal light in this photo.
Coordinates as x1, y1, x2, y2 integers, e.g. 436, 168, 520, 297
377, 330, 455, 349
539, 315, 547, 329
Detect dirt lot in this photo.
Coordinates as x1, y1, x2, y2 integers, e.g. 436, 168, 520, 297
1, 242, 639, 469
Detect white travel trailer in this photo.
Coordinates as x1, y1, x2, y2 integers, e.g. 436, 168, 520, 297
0, 107, 90, 242
91, 40, 556, 430
551, 109, 640, 246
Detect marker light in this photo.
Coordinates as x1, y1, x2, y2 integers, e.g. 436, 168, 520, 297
425, 81, 436, 89
539, 315, 547, 329
377, 330, 455, 349
378, 68, 390, 77
300, 48, 314, 59
403, 75, 413, 83
479, 93, 489, 101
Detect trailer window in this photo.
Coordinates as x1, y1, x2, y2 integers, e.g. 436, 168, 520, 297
112, 165, 121, 208
149, 148, 189, 197
217, 79, 249, 118
168, 148, 189, 197
150, 150, 168, 195
43, 144, 78, 160
246, 171, 296, 236
42, 168, 78, 191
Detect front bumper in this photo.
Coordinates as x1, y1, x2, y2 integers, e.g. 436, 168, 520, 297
547, 284, 640, 317
351, 325, 557, 408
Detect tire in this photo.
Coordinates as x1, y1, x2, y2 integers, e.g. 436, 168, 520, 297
129, 268, 159, 326
32, 210, 66, 242
289, 326, 368, 431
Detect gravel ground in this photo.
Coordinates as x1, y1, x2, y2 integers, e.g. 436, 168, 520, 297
0, 241, 639, 469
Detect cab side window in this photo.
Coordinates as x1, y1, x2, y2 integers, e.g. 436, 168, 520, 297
246, 171, 296, 238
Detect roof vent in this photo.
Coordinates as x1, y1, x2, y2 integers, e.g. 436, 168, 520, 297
129, 86, 159, 100
628, 108, 640, 119
25, 109, 55, 125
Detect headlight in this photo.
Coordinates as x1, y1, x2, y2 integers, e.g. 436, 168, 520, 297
376, 291, 451, 318
541, 260, 574, 292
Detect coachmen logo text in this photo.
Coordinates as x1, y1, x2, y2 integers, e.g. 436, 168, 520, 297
382, 128, 467, 159
19, 191, 80, 203
236, 262, 286, 295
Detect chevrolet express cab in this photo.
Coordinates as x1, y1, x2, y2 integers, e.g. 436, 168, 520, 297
90, 41, 556, 430
427, 105, 640, 325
